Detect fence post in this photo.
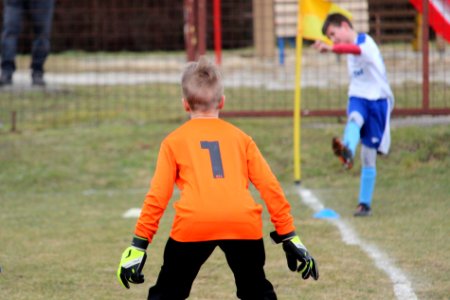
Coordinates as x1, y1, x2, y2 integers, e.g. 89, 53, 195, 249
252, 0, 275, 59
184, 0, 197, 61
11, 111, 16, 133
421, 0, 429, 110
197, 0, 206, 57
213, 0, 222, 65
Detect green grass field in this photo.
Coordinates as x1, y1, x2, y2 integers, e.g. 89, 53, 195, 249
0, 81, 448, 135
0, 112, 449, 299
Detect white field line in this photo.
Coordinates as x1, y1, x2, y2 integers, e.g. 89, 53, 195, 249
123, 208, 142, 218
297, 186, 417, 300
117, 189, 181, 218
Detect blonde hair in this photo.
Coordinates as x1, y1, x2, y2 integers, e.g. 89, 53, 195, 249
181, 56, 223, 112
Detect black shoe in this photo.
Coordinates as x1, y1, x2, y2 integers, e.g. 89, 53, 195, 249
353, 203, 372, 217
32, 73, 46, 86
0, 73, 12, 86
332, 137, 353, 169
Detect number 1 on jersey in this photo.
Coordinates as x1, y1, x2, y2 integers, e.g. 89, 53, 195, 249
200, 141, 224, 178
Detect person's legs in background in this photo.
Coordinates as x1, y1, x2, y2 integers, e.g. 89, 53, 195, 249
1, 0, 24, 85
29, 0, 54, 85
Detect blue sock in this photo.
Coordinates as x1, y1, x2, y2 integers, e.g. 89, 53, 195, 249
359, 167, 376, 207
343, 121, 360, 156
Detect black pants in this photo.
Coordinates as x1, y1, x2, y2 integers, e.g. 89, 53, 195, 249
148, 238, 277, 300
1, 0, 55, 75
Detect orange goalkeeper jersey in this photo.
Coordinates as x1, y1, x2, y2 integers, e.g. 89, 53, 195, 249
135, 118, 295, 242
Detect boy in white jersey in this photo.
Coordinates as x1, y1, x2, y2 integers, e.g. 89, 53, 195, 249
313, 13, 394, 217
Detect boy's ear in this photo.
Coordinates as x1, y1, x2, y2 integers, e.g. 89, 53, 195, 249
341, 21, 351, 31
182, 98, 191, 112
218, 96, 225, 109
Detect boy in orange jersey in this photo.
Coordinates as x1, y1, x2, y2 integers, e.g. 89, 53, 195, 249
117, 56, 318, 300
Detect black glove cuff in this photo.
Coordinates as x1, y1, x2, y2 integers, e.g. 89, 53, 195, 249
270, 231, 296, 244
131, 236, 149, 250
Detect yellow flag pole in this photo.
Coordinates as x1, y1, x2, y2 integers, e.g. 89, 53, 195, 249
293, 0, 303, 184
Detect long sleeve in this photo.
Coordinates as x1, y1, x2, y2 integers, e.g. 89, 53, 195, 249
135, 141, 177, 242
332, 43, 361, 55
246, 139, 295, 235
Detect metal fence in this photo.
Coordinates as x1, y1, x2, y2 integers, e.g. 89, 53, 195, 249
0, 0, 449, 132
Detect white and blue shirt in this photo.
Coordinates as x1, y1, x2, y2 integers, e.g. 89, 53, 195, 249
347, 33, 394, 107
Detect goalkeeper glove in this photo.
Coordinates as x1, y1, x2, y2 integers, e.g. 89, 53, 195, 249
117, 236, 149, 289
270, 231, 319, 280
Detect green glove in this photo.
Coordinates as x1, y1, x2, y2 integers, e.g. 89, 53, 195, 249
117, 236, 149, 289
270, 231, 319, 280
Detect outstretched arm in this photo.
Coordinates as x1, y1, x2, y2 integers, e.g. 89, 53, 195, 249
246, 139, 295, 235
332, 44, 361, 55
313, 40, 361, 55
313, 40, 333, 53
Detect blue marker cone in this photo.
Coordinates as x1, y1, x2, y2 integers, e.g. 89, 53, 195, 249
314, 208, 340, 219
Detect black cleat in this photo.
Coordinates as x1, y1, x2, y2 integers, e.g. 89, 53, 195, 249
332, 137, 353, 169
32, 72, 46, 86
353, 203, 372, 217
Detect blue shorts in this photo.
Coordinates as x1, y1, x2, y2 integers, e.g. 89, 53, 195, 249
348, 96, 391, 153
